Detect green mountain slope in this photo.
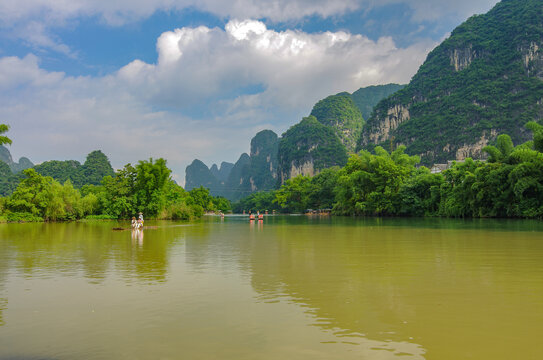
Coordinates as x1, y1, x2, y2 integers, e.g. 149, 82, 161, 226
350, 84, 405, 120
33, 150, 114, 187
310, 94, 364, 152
185, 159, 221, 192
360, 0, 543, 165
278, 116, 348, 183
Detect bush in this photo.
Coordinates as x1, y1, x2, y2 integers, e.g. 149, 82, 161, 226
7, 212, 43, 222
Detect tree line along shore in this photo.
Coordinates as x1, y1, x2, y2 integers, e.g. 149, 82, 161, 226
2, 122, 543, 222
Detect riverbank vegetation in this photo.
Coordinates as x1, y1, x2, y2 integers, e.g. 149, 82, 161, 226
234, 123, 543, 219
0, 157, 231, 222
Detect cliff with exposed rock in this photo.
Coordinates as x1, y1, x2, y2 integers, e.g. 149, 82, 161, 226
360, 0, 543, 165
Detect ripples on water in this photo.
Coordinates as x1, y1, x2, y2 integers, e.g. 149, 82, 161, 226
0, 217, 542, 359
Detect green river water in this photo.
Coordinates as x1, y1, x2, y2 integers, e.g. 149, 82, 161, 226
0, 216, 542, 359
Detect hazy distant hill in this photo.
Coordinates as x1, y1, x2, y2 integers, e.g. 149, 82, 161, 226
360, 0, 543, 165
0, 146, 34, 173
185, 130, 279, 201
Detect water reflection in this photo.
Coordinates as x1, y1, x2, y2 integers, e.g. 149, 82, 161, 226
243, 217, 543, 359
0, 221, 183, 285
0, 217, 542, 360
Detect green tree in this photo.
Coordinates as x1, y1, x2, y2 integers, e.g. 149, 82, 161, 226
275, 175, 312, 213
81, 150, 115, 186
0, 124, 12, 147
397, 168, 443, 216
307, 167, 340, 210
189, 186, 214, 212
133, 158, 171, 216
482, 134, 514, 163
6, 169, 77, 221
334, 146, 419, 215
100, 164, 137, 219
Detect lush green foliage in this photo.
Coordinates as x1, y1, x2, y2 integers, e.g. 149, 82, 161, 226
33, 150, 114, 187
1, 158, 231, 222
5, 169, 91, 221
274, 167, 340, 213
234, 121, 543, 219
0, 149, 114, 196
310, 94, 364, 152
232, 191, 280, 213
361, 0, 543, 165
334, 146, 420, 215
81, 150, 116, 185
350, 84, 405, 120
0, 124, 12, 147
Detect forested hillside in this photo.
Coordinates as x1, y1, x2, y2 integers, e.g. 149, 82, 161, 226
361, 0, 543, 165
0, 150, 114, 196
310, 94, 364, 152
350, 84, 405, 120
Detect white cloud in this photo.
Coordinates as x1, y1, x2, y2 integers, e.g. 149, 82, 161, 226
0, 20, 435, 181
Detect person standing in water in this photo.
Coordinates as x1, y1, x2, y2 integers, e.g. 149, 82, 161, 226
138, 212, 144, 228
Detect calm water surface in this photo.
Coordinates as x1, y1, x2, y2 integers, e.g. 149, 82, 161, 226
0, 216, 542, 359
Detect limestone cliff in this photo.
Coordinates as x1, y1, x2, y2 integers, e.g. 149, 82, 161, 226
278, 116, 348, 184
360, 0, 543, 165
240, 130, 279, 192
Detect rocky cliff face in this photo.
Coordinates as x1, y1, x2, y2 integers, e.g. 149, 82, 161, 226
449, 45, 484, 72
364, 104, 410, 145
350, 84, 405, 120
278, 116, 347, 184
520, 41, 543, 79
360, 0, 543, 165
241, 130, 279, 191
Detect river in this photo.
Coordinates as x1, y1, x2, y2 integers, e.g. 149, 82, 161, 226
0, 216, 542, 359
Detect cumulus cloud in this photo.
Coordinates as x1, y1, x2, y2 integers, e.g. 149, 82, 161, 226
1, 20, 435, 181
119, 20, 433, 110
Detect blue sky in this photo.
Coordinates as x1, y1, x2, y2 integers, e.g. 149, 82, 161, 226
0, 0, 499, 183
